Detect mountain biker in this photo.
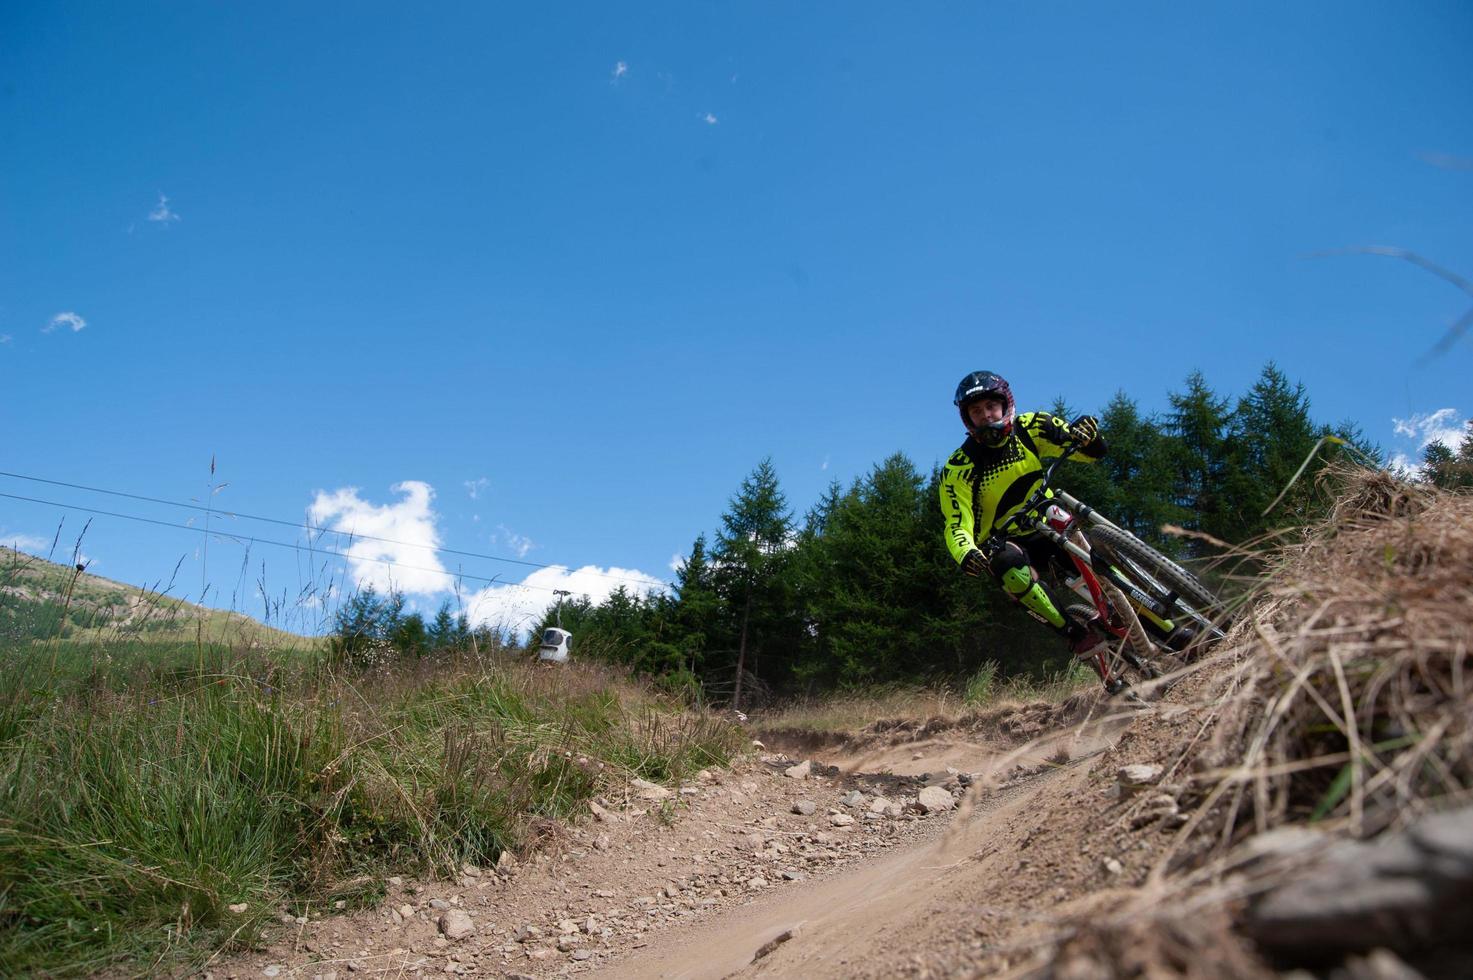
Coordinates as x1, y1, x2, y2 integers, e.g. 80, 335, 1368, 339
939, 371, 1127, 695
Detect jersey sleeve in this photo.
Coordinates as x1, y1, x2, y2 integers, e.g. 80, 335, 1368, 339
939, 454, 978, 564
1021, 411, 1106, 462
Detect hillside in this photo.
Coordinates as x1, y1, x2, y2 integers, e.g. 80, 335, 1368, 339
205, 470, 1471, 979
0, 545, 307, 650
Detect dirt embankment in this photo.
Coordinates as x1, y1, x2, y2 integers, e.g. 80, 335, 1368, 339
211, 472, 1472, 980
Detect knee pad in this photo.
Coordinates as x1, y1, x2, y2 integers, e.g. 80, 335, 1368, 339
1000, 564, 1036, 597
987, 541, 1030, 578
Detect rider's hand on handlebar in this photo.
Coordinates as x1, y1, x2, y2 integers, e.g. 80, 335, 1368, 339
1069, 414, 1100, 447
960, 547, 989, 577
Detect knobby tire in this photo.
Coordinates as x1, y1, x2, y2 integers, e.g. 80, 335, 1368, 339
1084, 524, 1223, 618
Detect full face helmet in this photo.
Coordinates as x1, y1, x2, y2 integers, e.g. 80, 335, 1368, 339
953, 371, 1016, 447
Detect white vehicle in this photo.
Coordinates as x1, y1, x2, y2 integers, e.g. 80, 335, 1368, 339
537, 627, 572, 663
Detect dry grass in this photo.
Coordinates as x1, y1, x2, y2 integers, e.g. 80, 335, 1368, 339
998, 467, 1473, 978
751, 662, 1098, 741
1179, 467, 1471, 857
755, 686, 968, 735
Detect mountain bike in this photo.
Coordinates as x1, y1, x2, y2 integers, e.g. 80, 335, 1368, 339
994, 446, 1229, 692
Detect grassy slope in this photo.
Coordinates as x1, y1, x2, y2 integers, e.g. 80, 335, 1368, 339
0, 640, 741, 978
1, 545, 307, 649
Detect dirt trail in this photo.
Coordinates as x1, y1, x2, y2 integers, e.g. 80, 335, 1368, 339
605, 713, 1130, 980
600, 762, 1071, 980
210, 706, 1138, 980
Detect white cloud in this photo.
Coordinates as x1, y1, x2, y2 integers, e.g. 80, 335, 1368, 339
1, 531, 53, 556
611, 60, 628, 81
701, 112, 718, 125
497, 525, 535, 558
1390, 407, 1468, 476
0, 334, 11, 344
307, 480, 453, 596
463, 477, 489, 500
148, 193, 180, 224
44, 312, 86, 333
669, 552, 685, 572
820, 454, 830, 471
462, 564, 666, 633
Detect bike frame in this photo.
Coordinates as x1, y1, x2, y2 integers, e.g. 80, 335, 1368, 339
992, 447, 1226, 685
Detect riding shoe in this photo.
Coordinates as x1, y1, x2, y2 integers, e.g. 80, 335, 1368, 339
1103, 677, 1128, 697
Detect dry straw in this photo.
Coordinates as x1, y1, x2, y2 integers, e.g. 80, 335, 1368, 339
1181, 466, 1471, 857
987, 467, 1471, 978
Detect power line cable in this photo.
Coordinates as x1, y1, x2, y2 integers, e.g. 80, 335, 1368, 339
0, 469, 665, 588
0, 489, 653, 599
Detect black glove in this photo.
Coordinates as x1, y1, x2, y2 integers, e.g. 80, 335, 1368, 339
1069, 414, 1100, 447
960, 548, 989, 577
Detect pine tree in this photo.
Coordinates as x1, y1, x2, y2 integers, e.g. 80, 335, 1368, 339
712, 458, 794, 709
1221, 363, 1321, 540
428, 600, 457, 650
1164, 371, 1232, 549
669, 534, 719, 677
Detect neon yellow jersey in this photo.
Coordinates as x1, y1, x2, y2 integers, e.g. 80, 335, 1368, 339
939, 411, 1103, 565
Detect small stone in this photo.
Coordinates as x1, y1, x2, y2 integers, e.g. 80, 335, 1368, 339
1117, 764, 1164, 794
439, 909, 475, 940
750, 740, 765, 749
792, 800, 817, 816
429, 899, 451, 910
867, 795, 891, 813
918, 786, 956, 813
388, 876, 405, 888
229, 903, 249, 914
345, 960, 365, 973
398, 904, 416, 920
497, 850, 519, 872
632, 777, 673, 801
752, 926, 801, 962
784, 760, 812, 779
594, 833, 612, 851
571, 950, 593, 961
841, 790, 865, 807
589, 801, 621, 824
263, 967, 283, 978
830, 813, 855, 827
1103, 857, 1124, 876
461, 863, 481, 878
558, 919, 580, 934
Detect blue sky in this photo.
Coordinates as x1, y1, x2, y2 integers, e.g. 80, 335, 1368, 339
3, 2, 1471, 633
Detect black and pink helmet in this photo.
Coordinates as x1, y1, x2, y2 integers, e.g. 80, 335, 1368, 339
953, 371, 1015, 446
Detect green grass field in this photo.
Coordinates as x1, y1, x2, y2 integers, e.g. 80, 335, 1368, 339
0, 632, 741, 977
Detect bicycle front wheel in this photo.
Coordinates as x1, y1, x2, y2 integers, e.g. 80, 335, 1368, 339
1084, 524, 1223, 619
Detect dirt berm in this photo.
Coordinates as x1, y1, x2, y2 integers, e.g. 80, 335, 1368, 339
214, 471, 1471, 980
